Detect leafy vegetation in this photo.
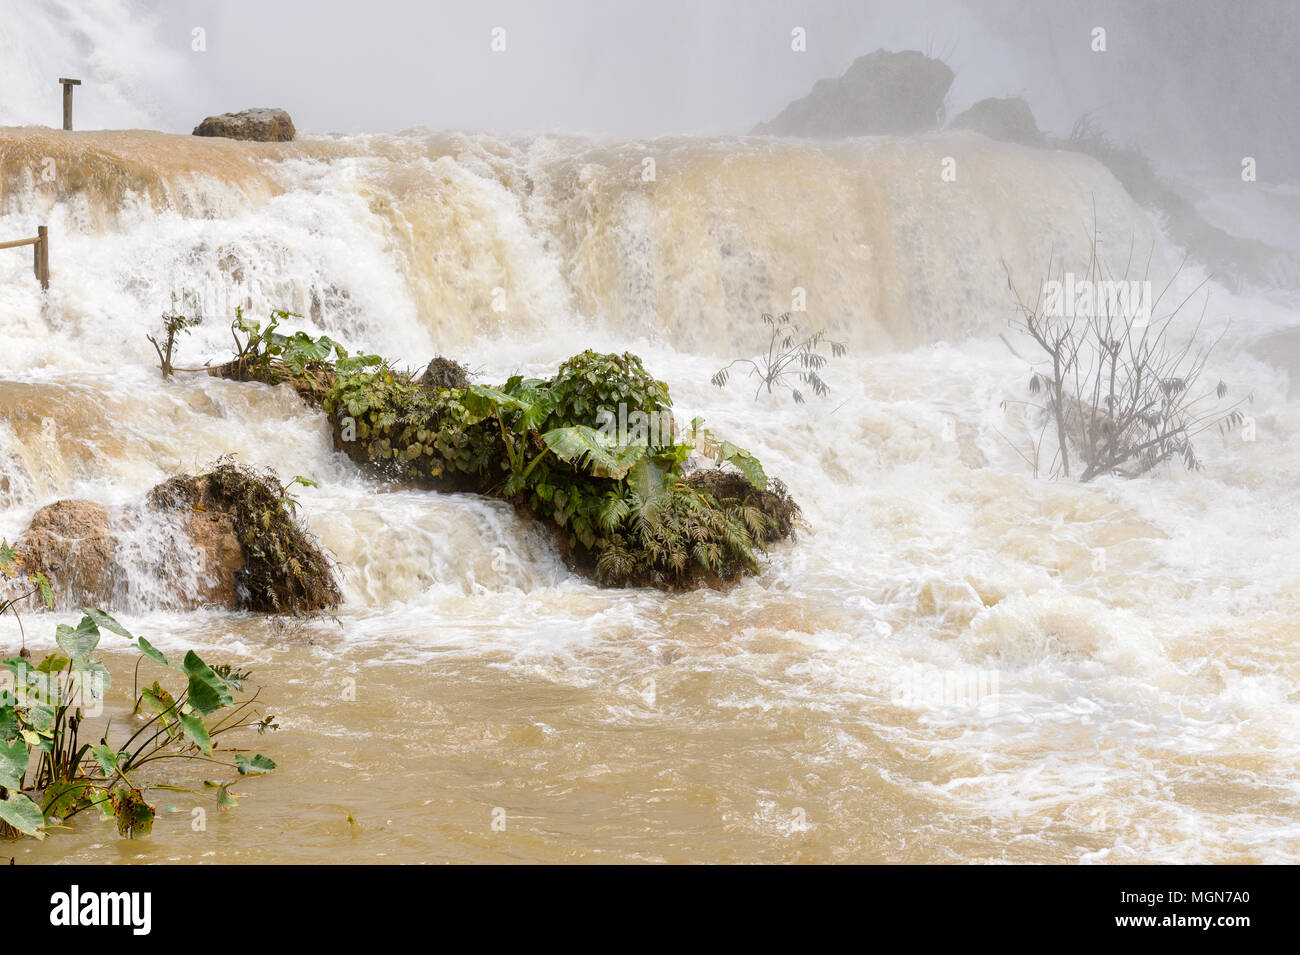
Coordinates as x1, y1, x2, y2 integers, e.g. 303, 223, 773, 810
0, 550, 276, 843
193, 314, 802, 589
712, 312, 847, 403
146, 294, 201, 379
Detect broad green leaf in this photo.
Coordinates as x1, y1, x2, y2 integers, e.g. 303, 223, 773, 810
216, 782, 238, 808
716, 441, 767, 489
25, 702, 54, 734
134, 636, 168, 668
234, 753, 276, 775
32, 572, 53, 609
80, 608, 132, 638
462, 384, 530, 424
178, 711, 212, 756
109, 788, 154, 838
139, 684, 180, 741
0, 704, 18, 739
0, 736, 28, 790
90, 742, 119, 776
181, 651, 233, 715
627, 457, 670, 502
42, 780, 92, 820
542, 425, 647, 479
56, 615, 100, 662
34, 654, 70, 674
0, 792, 46, 838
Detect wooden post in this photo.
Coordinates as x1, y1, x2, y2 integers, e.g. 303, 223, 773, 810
36, 226, 49, 290
59, 78, 81, 131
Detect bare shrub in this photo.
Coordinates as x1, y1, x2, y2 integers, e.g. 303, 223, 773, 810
1001, 232, 1250, 481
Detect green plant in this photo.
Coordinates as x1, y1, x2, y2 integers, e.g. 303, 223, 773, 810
712, 312, 846, 402
207, 312, 800, 589
0, 594, 276, 842
1, 539, 53, 652
146, 294, 201, 379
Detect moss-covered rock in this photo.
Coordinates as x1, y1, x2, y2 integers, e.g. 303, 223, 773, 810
211, 330, 801, 590
149, 460, 340, 613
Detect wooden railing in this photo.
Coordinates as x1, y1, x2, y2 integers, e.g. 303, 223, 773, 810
0, 226, 49, 290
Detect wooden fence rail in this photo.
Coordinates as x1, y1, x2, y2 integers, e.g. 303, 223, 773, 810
0, 226, 49, 289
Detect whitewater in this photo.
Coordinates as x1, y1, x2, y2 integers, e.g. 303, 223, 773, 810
3, 58, 1300, 864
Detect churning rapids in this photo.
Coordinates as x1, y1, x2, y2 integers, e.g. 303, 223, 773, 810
2, 124, 1299, 863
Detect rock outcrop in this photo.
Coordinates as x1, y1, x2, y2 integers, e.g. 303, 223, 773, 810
13, 463, 338, 614
17, 500, 117, 607
753, 50, 954, 138
417, 356, 471, 392
192, 108, 296, 142
948, 96, 1044, 145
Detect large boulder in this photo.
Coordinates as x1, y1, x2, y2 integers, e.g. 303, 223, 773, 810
753, 49, 954, 137
948, 96, 1044, 145
13, 464, 338, 614
17, 500, 117, 608
192, 108, 296, 142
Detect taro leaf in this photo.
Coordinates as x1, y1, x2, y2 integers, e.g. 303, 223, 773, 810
88, 788, 115, 820
0, 735, 28, 790
0, 792, 46, 838
181, 651, 233, 715
25, 702, 54, 735
215, 781, 238, 809
34, 654, 70, 674
715, 441, 767, 489
32, 572, 53, 609
55, 615, 100, 662
178, 711, 212, 756
234, 753, 276, 775
139, 684, 181, 741
71, 657, 110, 700
80, 608, 132, 638
42, 780, 92, 820
109, 788, 154, 838
134, 636, 168, 668
0, 705, 18, 740
90, 742, 120, 777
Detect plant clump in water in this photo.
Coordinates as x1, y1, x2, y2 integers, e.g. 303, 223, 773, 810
200, 315, 802, 589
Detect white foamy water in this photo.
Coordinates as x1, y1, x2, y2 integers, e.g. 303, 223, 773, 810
3, 22, 1299, 861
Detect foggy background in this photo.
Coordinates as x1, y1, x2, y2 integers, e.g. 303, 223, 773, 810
3, 0, 1297, 180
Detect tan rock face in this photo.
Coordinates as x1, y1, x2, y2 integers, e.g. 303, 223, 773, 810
13, 466, 338, 615
150, 476, 244, 610
18, 499, 116, 608
192, 108, 296, 142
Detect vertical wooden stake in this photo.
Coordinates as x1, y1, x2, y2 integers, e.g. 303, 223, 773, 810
35, 226, 49, 290
59, 78, 81, 131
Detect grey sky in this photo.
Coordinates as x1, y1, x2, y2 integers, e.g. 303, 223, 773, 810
10, 1, 1297, 178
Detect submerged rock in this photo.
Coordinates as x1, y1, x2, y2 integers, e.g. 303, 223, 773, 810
14, 463, 338, 614
948, 96, 1044, 145
753, 49, 954, 137
192, 108, 296, 142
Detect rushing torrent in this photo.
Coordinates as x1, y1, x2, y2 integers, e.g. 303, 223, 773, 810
2, 104, 1299, 861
